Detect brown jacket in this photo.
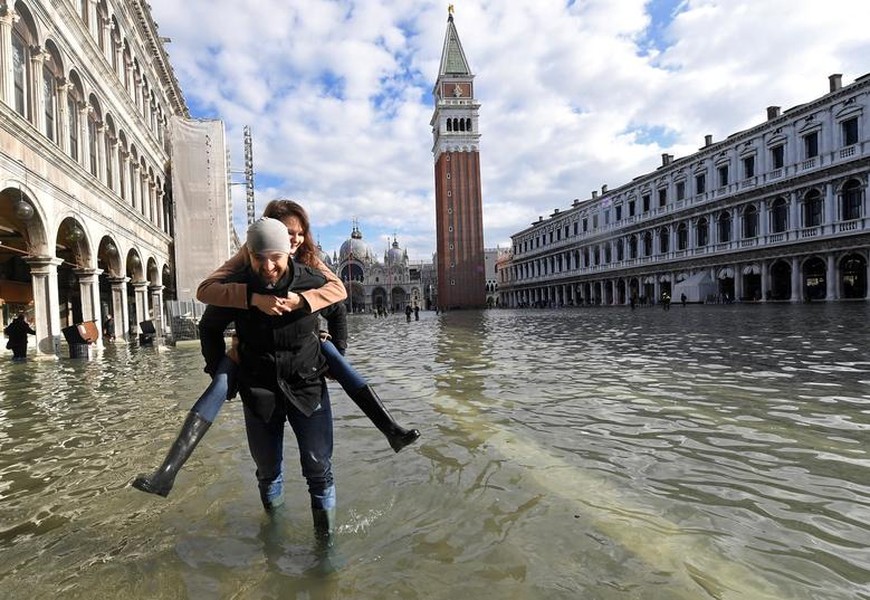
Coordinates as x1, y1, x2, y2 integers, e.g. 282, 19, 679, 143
196, 248, 346, 312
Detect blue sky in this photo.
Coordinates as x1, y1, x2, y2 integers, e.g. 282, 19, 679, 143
148, 0, 870, 261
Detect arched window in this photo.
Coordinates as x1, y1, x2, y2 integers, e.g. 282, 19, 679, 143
11, 13, 35, 120
771, 197, 788, 233
677, 223, 688, 250
743, 205, 758, 238
718, 211, 732, 242
616, 239, 624, 261
96, 1, 110, 51
67, 73, 85, 162
803, 189, 823, 228
604, 244, 611, 263
43, 44, 63, 143
465, 118, 471, 131
659, 227, 669, 253
446, 119, 452, 132
841, 179, 863, 221
643, 231, 653, 256
697, 217, 709, 247
628, 235, 637, 259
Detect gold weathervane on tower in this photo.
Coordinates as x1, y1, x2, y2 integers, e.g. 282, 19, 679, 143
448, 4, 454, 15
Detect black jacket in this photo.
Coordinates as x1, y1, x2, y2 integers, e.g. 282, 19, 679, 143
198, 260, 332, 417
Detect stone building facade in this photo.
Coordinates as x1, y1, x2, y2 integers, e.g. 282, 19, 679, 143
0, 0, 187, 355
500, 73, 870, 308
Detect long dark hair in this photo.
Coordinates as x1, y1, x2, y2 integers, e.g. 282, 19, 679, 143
262, 198, 318, 267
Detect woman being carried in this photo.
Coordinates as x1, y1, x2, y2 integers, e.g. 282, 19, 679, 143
132, 199, 420, 498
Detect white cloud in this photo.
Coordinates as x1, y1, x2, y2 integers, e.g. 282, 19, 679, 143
149, 0, 870, 260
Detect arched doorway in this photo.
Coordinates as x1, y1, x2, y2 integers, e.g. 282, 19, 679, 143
56, 216, 92, 327
717, 267, 734, 301
769, 261, 791, 300
742, 264, 761, 301
840, 253, 867, 299
802, 256, 826, 301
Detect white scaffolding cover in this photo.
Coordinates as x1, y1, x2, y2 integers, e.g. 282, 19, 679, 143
170, 117, 233, 302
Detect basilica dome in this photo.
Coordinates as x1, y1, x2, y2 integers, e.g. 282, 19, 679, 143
339, 225, 373, 263
385, 237, 407, 265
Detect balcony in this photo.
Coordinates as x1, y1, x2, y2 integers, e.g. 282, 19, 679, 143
769, 168, 783, 180
801, 157, 817, 171
800, 226, 819, 238
840, 146, 856, 159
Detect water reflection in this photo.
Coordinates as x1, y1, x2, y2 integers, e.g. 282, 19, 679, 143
0, 304, 868, 598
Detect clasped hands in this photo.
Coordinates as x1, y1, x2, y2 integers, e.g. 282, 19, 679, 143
251, 291, 305, 316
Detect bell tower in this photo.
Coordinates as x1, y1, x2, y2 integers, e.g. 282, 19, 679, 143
431, 6, 486, 309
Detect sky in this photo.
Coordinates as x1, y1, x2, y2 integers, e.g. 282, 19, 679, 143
147, 0, 870, 262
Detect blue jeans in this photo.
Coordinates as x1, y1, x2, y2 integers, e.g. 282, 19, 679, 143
242, 380, 335, 509
191, 340, 363, 423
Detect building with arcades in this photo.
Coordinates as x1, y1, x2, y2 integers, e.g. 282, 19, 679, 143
499, 73, 870, 308
0, 0, 197, 356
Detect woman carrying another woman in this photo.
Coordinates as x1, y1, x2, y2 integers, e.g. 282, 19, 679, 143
132, 199, 420, 498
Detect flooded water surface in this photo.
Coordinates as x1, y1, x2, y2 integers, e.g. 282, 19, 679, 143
1, 304, 869, 599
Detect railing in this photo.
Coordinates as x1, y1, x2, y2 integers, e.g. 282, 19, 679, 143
768, 233, 784, 243
769, 168, 782, 180
839, 220, 860, 232
840, 146, 856, 159
741, 238, 756, 247
741, 179, 756, 189
801, 157, 817, 171
800, 226, 819, 238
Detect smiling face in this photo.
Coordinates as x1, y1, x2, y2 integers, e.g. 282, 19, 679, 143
249, 251, 289, 286
281, 215, 305, 257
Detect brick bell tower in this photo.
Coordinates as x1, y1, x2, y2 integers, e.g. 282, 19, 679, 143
431, 6, 486, 310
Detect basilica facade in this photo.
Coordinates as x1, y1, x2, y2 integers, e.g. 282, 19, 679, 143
329, 224, 433, 314
499, 73, 870, 307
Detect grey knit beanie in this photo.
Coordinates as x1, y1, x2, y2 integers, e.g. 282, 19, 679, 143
246, 217, 290, 255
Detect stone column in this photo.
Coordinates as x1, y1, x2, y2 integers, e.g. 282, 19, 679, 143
130, 162, 140, 212
734, 264, 744, 301
824, 182, 835, 233
120, 149, 130, 202
56, 79, 70, 155
789, 192, 799, 233
826, 253, 837, 301
108, 137, 120, 196
25, 256, 63, 357
149, 284, 165, 340
0, 8, 17, 107
155, 187, 165, 231
107, 276, 129, 342
132, 281, 149, 326
74, 268, 104, 346
790, 256, 801, 302
760, 260, 769, 302
79, 104, 91, 174
760, 199, 769, 239
95, 123, 106, 183
29, 46, 47, 134
654, 277, 661, 304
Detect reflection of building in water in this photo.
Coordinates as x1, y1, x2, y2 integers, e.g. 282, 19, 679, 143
332, 223, 435, 313
0, 1, 230, 355
499, 73, 870, 307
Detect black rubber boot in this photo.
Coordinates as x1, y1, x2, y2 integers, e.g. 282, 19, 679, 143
312, 507, 344, 574
132, 411, 212, 497
350, 385, 420, 452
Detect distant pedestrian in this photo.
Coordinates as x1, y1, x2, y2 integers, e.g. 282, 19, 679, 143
103, 314, 115, 341
680, 293, 687, 308
405, 305, 412, 322
4, 313, 36, 360
413, 304, 419, 321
